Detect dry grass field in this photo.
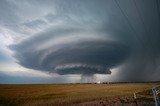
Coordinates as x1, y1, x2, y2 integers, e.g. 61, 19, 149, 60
0, 83, 159, 106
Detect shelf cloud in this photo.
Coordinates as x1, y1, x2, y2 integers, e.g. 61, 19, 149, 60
10, 26, 130, 76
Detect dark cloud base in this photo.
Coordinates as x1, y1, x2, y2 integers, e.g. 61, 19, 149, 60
11, 38, 130, 75
7, 0, 160, 81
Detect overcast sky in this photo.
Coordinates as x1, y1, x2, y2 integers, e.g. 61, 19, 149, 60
0, 0, 160, 84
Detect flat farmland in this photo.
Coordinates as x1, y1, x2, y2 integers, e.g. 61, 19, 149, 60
0, 83, 159, 106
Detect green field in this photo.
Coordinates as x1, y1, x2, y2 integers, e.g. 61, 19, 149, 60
0, 83, 159, 106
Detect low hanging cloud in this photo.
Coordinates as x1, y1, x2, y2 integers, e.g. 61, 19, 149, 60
2, 0, 160, 82
11, 26, 130, 76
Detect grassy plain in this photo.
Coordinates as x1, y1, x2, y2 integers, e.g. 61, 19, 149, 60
0, 83, 158, 106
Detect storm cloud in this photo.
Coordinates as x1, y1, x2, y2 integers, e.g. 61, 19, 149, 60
1, 0, 160, 82
11, 26, 130, 75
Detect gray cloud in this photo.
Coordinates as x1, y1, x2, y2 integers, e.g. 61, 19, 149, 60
2, 0, 160, 82
23, 19, 46, 28
11, 26, 130, 75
